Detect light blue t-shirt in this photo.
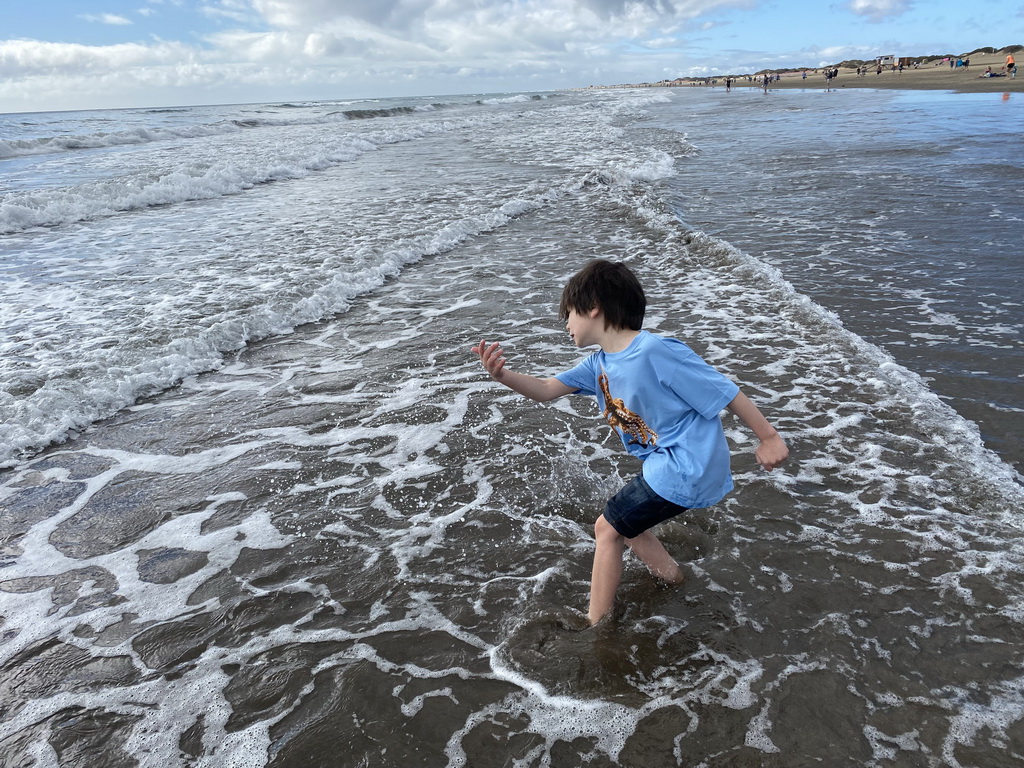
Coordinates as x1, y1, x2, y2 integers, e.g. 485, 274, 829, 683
555, 330, 739, 509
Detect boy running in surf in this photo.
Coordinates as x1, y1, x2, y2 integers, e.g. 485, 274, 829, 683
472, 259, 788, 625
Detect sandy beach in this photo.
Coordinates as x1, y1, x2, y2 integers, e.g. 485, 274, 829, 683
606, 50, 1023, 93
740, 52, 1022, 93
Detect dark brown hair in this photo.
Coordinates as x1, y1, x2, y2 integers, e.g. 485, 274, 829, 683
558, 259, 646, 331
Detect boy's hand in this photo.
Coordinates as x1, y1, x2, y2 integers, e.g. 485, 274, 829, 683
470, 340, 574, 402
755, 433, 789, 471
472, 339, 507, 381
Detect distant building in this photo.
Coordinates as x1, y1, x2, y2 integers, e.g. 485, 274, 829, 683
876, 55, 895, 66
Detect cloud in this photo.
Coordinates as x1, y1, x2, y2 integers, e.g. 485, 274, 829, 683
225, 0, 756, 64
242, 0, 748, 35
80, 13, 134, 25
644, 37, 681, 49
0, 38, 212, 110
844, 0, 913, 23
200, 0, 261, 24
0, 0, 783, 110
574, 0, 740, 20
248, 0, 410, 27
0, 39, 190, 77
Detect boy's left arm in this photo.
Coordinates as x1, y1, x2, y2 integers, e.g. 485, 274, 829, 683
726, 391, 789, 471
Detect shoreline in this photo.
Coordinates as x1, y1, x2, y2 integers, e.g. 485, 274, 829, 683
602, 51, 1023, 94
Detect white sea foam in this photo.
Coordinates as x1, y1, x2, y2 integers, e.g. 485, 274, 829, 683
0, 174, 583, 466
480, 94, 536, 105
0, 135, 374, 233
0, 122, 245, 159
0, 85, 691, 467
655, 228, 1024, 516
0, 102, 535, 234
0, 101, 463, 162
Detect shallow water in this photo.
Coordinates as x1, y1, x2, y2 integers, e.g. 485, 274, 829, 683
658, 88, 1024, 473
2, 88, 1023, 767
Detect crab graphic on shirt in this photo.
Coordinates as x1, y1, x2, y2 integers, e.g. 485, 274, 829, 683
598, 371, 658, 447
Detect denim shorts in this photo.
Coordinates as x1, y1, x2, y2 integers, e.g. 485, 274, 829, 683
604, 474, 689, 539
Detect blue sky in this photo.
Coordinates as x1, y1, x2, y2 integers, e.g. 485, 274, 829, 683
1, 0, 1021, 112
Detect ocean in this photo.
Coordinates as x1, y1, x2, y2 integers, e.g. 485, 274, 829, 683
1, 86, 1022, 767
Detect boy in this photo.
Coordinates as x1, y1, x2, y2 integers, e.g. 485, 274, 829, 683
472, 259, 789, 625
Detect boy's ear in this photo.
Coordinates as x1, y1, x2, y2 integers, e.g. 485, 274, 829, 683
588, 306, 602, 319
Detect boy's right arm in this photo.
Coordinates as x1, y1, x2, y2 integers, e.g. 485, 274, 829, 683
472, 340, 575, 403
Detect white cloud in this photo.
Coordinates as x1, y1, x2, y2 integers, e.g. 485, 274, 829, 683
205, 1, 652, 70
6, 0, 936, 112
249, 0, 400, 27
0, 38, 213, 111
200, 0, 261, 24
0, 0, 721, 111
845, 0, 913, 22
242, 0, 748, 37
7, 0, 755, 92
80, 13, 134, 25
644, 37, 681, 49
0, 39, 191, 77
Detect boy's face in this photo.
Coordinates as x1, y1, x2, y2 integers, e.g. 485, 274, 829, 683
565, 306, 603, 348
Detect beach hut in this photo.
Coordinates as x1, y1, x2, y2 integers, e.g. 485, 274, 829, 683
876, 55, 895, 67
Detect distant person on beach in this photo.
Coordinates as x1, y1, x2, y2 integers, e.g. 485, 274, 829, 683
1008, 53, 1017, 78
472, 260, 789, 625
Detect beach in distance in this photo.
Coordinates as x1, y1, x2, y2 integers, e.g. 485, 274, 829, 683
617, 49, 1024, 93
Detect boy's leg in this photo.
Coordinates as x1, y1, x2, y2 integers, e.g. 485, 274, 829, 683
626, 531, 685, 584
589, 514, 625, 624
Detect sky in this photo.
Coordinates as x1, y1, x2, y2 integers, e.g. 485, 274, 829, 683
1, 0, 1021, 113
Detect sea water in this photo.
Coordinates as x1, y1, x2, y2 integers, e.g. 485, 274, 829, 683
1, 87, 1022, 767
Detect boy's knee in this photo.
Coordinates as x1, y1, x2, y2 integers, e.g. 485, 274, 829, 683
595, 514, 624, 544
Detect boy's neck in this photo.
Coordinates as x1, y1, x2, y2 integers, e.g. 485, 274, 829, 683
598, 327, 642, 354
